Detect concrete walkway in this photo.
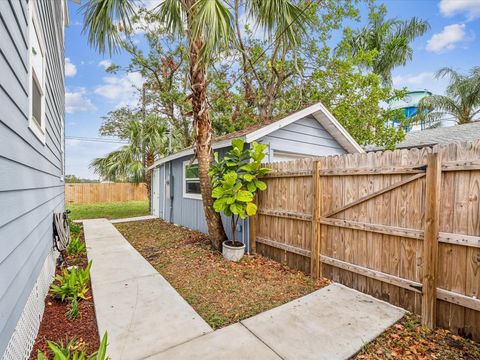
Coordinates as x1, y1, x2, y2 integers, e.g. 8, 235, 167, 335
83, 219, 212, 360
84, 219, 405, 360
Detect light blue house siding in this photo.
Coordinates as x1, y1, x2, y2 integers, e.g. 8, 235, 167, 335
259, 116, 346, 161
157, 147, 247, 247
0, 0, 66, 358
152, 111, 357, 250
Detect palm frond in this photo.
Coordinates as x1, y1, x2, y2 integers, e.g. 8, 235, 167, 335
156, 0, 185, 37
190, 0, 236, 62
80, 0, 135, 55
247, 0, 311, 49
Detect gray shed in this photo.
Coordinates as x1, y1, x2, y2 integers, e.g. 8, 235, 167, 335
149, 102, 363, 249
0, 1, 68, 358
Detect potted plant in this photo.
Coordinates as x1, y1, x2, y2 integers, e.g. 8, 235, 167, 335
209, 138, 270, 261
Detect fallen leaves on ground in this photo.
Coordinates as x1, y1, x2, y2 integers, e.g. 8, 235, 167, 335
353, 313, 480, 359
115, 219, 329, 329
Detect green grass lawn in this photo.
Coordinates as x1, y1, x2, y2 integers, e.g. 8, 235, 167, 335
67, 200, 150, 220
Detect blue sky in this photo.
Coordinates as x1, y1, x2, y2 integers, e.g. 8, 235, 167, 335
64, 0, 480, 178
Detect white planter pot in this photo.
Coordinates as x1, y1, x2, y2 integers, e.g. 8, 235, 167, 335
222, 241, 245, 262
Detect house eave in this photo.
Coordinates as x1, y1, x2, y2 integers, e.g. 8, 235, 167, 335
148, 100, 363, 170
147, 137, 245, 170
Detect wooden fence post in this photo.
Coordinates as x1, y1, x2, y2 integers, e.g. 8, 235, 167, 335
310, 161, 322, 278
250, 195, 257, 254
422, 152, 442, 328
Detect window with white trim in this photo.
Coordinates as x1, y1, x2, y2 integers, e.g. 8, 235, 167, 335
28, 2, 46, 143
183, 161, 202, 199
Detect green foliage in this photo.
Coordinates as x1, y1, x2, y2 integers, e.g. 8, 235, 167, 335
339, 4, 430, 85
90, 114, 167, 183
67, 236, 86, 257
37, 332, 108, 360
69, 220, 82, 238
66, 298, 79, 321
303, 53, 408, 149
417, 67, 480, 125
209, 139, 270, 241
50, 262, 92, 302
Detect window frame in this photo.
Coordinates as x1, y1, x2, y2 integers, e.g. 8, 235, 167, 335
28, 1, 47, 144
182, 160, 202, 200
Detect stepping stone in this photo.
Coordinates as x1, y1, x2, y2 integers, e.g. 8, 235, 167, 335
241, 283, 405, 360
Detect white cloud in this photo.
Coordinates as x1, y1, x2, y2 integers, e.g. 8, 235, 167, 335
426, 24, 467, 53
392, 71, 449, 95
440, 0, 480, 21
98, 60, 112, 70
65, 58, 77, 77
392, 72, 435, 87
94, 72, 144, 108
66, 88, 97, 113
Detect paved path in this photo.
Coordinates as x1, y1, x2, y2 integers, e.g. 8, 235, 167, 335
84, 219, 405, 360
83, 219, 212, 360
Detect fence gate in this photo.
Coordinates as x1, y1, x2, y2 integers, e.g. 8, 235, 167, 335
251, 141, 480, 340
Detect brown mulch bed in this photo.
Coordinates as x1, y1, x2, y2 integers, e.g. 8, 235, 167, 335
352, 313, 480, 360
115, 219, 329, 329
29, 225, 99, 359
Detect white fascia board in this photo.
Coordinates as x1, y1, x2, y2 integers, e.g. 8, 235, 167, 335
245, 103, 324, 143
312, 103, 364, 154
148, 137, 244, 170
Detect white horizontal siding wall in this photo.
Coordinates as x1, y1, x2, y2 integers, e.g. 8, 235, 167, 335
0, 0, 65, 357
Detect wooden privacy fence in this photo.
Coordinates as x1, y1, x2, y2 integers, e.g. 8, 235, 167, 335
65, 183, 148, 204
250, 140, 480, 340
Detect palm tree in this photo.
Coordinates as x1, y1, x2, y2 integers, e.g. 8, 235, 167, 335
90, 115, 167, 211
81, 0, 309, 250
417, 67, 480, 125
342, 8, 429, 85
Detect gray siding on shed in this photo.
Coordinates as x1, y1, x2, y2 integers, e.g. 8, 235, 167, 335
0, 0, 65, 356
260, 116, 346, 161
152, 115, 351, 250
157, 150, 247, 248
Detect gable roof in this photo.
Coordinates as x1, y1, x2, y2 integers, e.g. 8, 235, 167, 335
149, 101, 363, 168
367, 122, 480, 151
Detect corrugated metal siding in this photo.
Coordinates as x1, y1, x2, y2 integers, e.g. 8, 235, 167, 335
0, 0, 65, 356
260, 116, 346, 161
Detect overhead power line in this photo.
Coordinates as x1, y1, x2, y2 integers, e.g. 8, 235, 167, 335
66, 136, 129, 144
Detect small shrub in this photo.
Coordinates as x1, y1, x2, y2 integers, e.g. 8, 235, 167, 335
66, 298, 79, 320
50, 262, 92, 302
69, 219, 82, 238
209, 139, 270, 242
67, 236, 86, 257
37, 332, 108, 360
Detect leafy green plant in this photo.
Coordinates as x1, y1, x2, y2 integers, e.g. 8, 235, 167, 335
67, 236, 86, 257
50, 262, 92, 302
69, 219, 82, 238
66, 297, 79, 320
37, 332, 108, 360
209, 139, 270, 243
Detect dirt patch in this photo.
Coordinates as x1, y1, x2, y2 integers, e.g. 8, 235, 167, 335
353, 313, 480, 359
115, 219, 329, 329
29, 226, 99, 359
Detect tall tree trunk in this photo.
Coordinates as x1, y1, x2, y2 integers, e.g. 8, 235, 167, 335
145, 151, 154, 213
186, 1, 227, 250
